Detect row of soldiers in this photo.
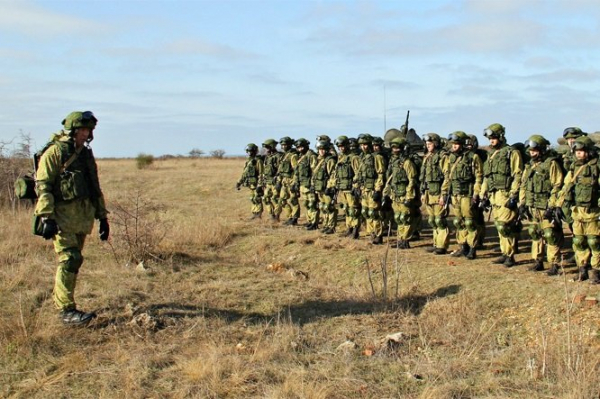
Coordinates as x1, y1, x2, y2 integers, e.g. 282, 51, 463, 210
236, 124, 600, 284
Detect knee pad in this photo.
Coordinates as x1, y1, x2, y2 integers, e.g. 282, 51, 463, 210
400, 212, 411, 226
394, 212, 402, 225
319, 202, 328, 212
435, 216, 447, 229
543, 228, 558, 245
464, 218, 477, 232
587, 236, 600, 251
367, 208, 376, 219
428, 215, 435, 228
361, 208, 369, 219
61, 248, 83, 274
528, 224, 542, 240
495, 221, 512, 237
573, 235, 587, 251
453, 217, 463, 229
290, 197, 299, 206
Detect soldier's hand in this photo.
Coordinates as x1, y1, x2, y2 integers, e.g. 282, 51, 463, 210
291, 183, 299, 193
325, 187, 336, 197
99, 218, 110, 241
372, 191, 382, 203
352, 187, 362, 198
41, 218, 58, 240
543, 207, 553, 221
309, 185, 315, 194
471, 194, 480, 206
518, 204, 530, 221
403, 197, 413, 207
504, 195, 518, 210
438, 197, 445, 207
275, 182, 282, 192
256, 186, 264, 197
236, 182, 242, 190
553, 207, 565, 222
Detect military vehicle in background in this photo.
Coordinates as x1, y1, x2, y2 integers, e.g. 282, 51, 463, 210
384, 125, 424, 154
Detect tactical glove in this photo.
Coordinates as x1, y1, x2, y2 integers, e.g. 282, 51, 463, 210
291, 183, 299, 193
41, 218, 58, 240
504, 195, 518, 210
274, 181, 282, 193
372, 191, 382, 203
236, 182, 242, 191
255, 186, 264, 197
553, 207, 565, 222
325, 187, 336, 197
543, 207, 554, 221
403, 198, 413, 207
99, 218, 110, 241
518, 204, 531, 221
308, 185, 315, 194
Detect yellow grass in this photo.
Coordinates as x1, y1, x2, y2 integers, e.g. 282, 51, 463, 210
0, 157, 599, 398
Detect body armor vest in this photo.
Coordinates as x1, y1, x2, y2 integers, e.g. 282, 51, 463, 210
336, 153, 356, 190
449, 151, 475, 196
572, 158, 600, 208
422, 151, 445, 195
52, 142, 99, 203
296, 151, 314, 187
278, 151, 295, 178
483, 145, 513, 192
242, 157, 259, 185
263, 152, 281, 179
389, 156, 409, 197
524, 157, 555, 209
313, 155, 335, 192
358, 153, 377, 190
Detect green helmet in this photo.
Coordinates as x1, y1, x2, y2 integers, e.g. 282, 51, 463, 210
483, 123, 505, 139
348, 138, 358, 148
316, 134, 332, 143
295, 138, 310, 148
563, 127, 587, 139
279, 136, 294, 146
316, 140, 330, 150
422, 132, 441, 147
357, 133, 372, 145
390, 137, 408, 149
245, 143, 258, 153
572, 136, 595, 152
448, 131, 467, 145
465, 134, 479, 150
372, 136, 384, 146
525, 135, 550, 153
62, 111, 97, 131
335, 135, 349, 146
262, 138, 277, 149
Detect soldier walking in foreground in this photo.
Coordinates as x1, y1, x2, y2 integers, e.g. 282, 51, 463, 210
383, 137, 418, 249
480, 123, 524, 267
558, 136, 600, 284
261, 139, 282, 220
328, 136, 361, 238
420, 133, 450, 255
519, 135, 564, 275
274, 137, 299, 225
443, 131, 483, 260
34, 111, 109, 326
236, 143, 264, 219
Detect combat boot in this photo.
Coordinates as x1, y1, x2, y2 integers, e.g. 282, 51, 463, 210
492, 255, 508, 265
434, 248, 447, 255
411, 231, 421, 241
250, 213, 261, 220
466, 247, 476, 260
345, 228, 354, 237
528, 259, 544, 272
590, 269, 600, 285
284, 218, 298, 226
372, 235, 383, 245
61, 308, 96, 326
503, 255, 516, 268
323, 227, 335, 235
271, 214, 279, 222
403, 240, 411, 249
306, 223, 318, 231
547, 263, 560, 276
352, 227, 360, 239
576, 266, 589, 282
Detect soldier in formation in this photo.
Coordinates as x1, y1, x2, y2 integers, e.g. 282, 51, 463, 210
236, 143, 264, 219
261, 139, 282, 220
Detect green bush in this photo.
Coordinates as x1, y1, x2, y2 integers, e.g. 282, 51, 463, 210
136, 153, 154, 169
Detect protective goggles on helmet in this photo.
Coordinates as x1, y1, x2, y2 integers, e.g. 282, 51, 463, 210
422, 134, 436, 142
448, 133, 463, 143
526, 140, 544, 150
562, 127, 584, 138
483, 128, 500, 138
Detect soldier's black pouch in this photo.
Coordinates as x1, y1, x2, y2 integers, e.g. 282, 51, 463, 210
32, 215, 44, 236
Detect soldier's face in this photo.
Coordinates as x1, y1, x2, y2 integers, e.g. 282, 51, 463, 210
360, 143, 370, 152
575, 150, 588, 161
338, 145, 346, 153
451, 143, 461, 153
281, 143, 289, 151
426, 142, 435, 153
489, 138, 500, 147
529, 149, 540, 160
373, 144, 381, 152
74, 128, 91, 148
392, 147, 400, 155
318, 148, 326, 156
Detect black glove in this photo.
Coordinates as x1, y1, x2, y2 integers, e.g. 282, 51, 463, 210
402, 197, 413, 207
325, 187, 336, 197
99, 218, 110, 241
372, 191, 382, 203
308, 185, 315, 194
505, 196, 518, 210
236, 182, 242, 190
352, 187, 362, 199
274, 181, 282, 192
554, 207, 565, 222
479, 197, 491, 211
543, 207, 554, 221
41, 218, 58, 240
471, 194, 480, 205
518, 204, 530, 221
291, 183, 299, 193
255, 186, 264, 197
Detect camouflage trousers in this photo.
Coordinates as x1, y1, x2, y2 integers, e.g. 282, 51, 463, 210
527, 208, 564, 264
489, 190, 518, 257
300, 186, 318, 225
337, 190, 360, 230
571, 206, 600, 269
451, 195, 479, 248
248, 184, 263, 215
275, 177, 299, 220
423, 192, 449, 250
361, 188, 383, 238
391, 197, 414, 241
318, 191, 337, 230
262, 182, 279, 216
52, 232, 87, 311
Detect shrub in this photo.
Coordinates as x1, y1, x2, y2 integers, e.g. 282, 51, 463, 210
136, 153, 154, 169
189, 148, 204, 158
209, 149, 226, 159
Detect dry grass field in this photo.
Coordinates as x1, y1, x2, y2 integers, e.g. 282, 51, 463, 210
1, 157, 599, 398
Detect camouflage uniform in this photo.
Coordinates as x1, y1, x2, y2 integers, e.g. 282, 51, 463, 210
465, 134, 489, 248
292, 138, 318, 228
480, 123, 524, 267
357, 134, 387, 244
328, 136, 361, 238
274, 137, 299, 225
383, 138, 418, 248
236, 143, 264, 219
261, 139, 282, 219
312, 140, 338, 233
34, 111, 108, 325
443, 132, 483, 260
558, 136, 600, 284
519, 135, 564, 275
420, 133, 450, 254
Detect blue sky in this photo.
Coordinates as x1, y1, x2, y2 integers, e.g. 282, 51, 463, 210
0, 0, 599, 157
